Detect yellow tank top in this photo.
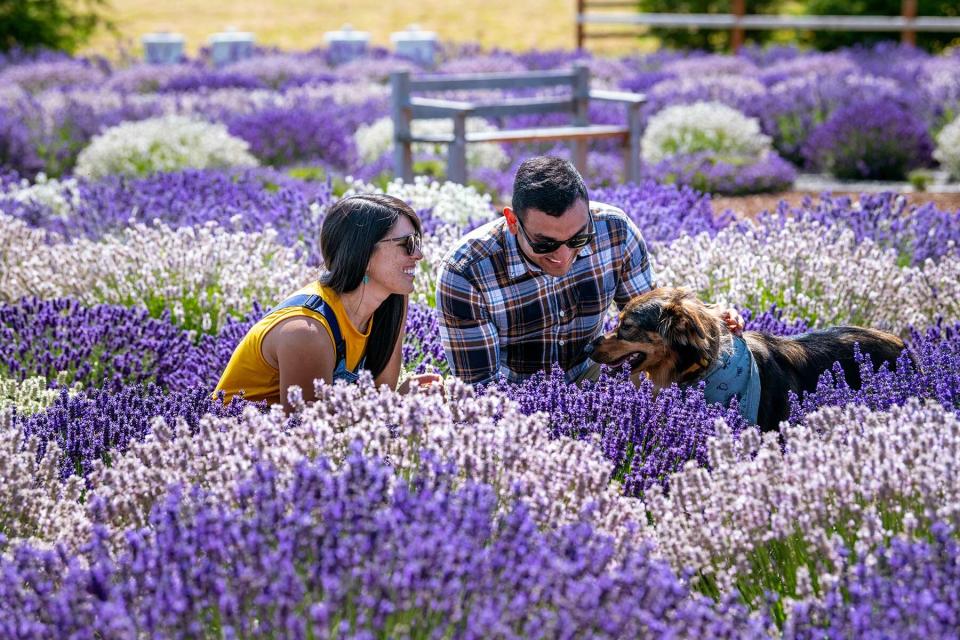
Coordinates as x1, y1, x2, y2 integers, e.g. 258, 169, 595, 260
213, 282, 371, 404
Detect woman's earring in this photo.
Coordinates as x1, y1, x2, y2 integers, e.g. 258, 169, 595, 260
363, 274, 369, 284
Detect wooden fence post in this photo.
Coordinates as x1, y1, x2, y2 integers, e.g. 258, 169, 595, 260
731, 0, 746, 52
901, 0, 918, 46
576, 0, 585, 49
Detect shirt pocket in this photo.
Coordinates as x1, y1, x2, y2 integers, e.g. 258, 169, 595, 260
558, 271, 616, 322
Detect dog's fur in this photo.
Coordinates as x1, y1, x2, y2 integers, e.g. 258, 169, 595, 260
588, 288, 906, 431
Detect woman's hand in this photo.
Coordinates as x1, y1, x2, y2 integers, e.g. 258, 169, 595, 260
397, 373, 444, 394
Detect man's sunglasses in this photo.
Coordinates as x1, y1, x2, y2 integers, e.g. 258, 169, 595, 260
379, 232, 422, 256
515, 211, 595, 254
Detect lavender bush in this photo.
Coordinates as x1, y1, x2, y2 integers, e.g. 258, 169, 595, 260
645, 151, 796, 196
802, 98, 934, 180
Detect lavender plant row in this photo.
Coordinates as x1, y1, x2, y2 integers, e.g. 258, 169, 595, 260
0, 446, 767, 639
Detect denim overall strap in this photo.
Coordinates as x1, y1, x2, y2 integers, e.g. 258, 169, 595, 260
265, 294, 362, 382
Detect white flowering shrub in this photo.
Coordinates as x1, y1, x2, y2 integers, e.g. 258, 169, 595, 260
2, 173, 82, 220
341, 175, 497, 228
933, 113, 960, 179
354, 116, 509, 171
641, 101, 772, 163
74, 115, 258, 179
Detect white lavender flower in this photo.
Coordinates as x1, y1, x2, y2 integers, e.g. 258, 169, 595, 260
641, 101, 772, 164
75, 115, 259, 179
2, 173, 82, 220
647, 400, 960, 600
933, 112, 960, 179
354, 115, 509, 171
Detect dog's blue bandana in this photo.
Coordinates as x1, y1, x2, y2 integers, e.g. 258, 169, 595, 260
700, 335, 760, 424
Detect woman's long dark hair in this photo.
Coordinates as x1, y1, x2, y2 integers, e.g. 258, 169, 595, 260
319, 194, 421, 379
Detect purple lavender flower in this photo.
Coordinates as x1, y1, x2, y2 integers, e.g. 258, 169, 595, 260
402, 302, 448, 374
223, 94, 384, 169
767, 192, 960, 266
801, 98, 934, 180
13, 383, 255, 481
590, 178, 734, 242
0, 103, 42, 175
0, 298, 199, 391
644, 151, 797, 196
788, 321, 960, 422
787, 522, 960, 639
4, 168, 333, 254
0, 448, 767, 637
502, 365, 750, 495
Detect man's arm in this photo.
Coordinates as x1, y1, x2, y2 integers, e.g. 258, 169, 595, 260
436, 260, 501, 386
613, 214, 657, 310
609, 211, 743, 334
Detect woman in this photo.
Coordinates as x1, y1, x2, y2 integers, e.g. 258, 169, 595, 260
215, 194, 440, 411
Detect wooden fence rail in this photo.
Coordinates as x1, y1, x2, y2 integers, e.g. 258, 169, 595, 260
576, 0, 960, 50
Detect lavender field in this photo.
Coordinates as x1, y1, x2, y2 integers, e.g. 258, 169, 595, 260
2, 42, 960, 638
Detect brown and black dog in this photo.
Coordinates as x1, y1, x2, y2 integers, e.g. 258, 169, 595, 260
586, 288, 906, 431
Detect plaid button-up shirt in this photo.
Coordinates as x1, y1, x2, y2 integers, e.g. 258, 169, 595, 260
436, 202, 656, 385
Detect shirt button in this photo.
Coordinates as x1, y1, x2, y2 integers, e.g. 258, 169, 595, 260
559, 340, 565, 346
559, 310, 565, 317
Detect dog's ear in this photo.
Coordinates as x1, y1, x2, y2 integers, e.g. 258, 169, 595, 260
658, 293, 711, 351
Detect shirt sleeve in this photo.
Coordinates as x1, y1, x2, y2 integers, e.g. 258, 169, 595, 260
436, 260, 501, 386
613, 215, 657, 310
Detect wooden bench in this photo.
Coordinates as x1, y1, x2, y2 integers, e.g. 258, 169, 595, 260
389, 63, 646, 185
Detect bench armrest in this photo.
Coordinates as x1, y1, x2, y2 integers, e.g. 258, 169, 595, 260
410, 97, 475, 117
589, 89, 646, 105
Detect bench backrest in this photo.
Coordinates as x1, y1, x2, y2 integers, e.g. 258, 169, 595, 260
391, 63, 592, 123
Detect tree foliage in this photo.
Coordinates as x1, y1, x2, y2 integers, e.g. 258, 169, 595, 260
802, 0, 960, 51
635, 0, 785, 51
0, 0, 112, 53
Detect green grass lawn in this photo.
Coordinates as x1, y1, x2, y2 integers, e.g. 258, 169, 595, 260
83, 0, 649, 57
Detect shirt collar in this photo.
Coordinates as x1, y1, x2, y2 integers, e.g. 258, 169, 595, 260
502, 216, 596, 282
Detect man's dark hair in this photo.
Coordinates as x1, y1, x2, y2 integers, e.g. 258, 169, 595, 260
511, 156, 589, 220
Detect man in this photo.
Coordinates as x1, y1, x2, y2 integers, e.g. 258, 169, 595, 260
436, 156, 737, 386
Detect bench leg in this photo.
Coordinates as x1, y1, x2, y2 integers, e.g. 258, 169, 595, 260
626, 104, 643, 184
625, 145, 641, 185
395, 141, 413, 183
447, 114, 468, 184
447, 146, 467, 185
572, 140, 588, 177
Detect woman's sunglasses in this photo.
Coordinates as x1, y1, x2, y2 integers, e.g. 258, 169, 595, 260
515, 211, 595, 254
379, 232, 422, 256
